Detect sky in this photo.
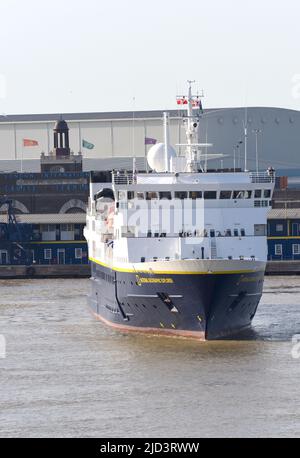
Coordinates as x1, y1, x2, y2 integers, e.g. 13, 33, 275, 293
0, 0, 300, 114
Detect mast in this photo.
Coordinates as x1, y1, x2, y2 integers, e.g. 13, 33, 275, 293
176, 80, 202, 172
243, 107, 248, 172
186, 80, 195, 170
163, 112, 170, 172
176, 81, 215, 173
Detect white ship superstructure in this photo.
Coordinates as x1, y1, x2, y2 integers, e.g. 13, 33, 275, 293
85, 82, 275, 340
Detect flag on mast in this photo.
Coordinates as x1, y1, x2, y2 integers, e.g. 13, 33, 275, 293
176, 97, 188, 106
23, 139, 39, 147
145, 137, 157, 145
82, 139, 95, 150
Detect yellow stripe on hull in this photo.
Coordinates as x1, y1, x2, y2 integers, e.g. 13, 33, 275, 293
89, 257, 265, 276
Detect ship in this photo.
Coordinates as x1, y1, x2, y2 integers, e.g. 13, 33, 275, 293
84, 82, 275, 340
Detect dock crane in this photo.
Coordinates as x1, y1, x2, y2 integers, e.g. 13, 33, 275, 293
0, 197, 33, 267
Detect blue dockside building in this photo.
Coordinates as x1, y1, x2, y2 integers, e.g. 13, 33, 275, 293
268, 208, 300, 261
0, 119, 89, 271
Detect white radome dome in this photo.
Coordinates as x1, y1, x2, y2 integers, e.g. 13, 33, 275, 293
147, 143, 176, 172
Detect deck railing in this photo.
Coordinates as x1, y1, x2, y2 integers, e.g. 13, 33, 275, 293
112, 171, 135, 185
250, 171, 275, 183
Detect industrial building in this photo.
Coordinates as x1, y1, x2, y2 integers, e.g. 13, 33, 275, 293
0, 107, 300, 174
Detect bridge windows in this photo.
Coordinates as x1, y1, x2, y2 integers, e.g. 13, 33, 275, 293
117, 189, 262, 202
146, 192, 158, 200
189, 191, 202, 199
233, 190, 252, 199
204, 191, 217, 200
175, 191, 188, 199
255, 190, 262, 198
115, 188, 269, 204
159, 191, 172, 200
220, 191, 232, 199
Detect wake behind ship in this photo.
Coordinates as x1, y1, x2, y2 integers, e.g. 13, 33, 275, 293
84, 82, 275, 340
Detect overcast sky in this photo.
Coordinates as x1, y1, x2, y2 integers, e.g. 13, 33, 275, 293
0, 0, 299, 114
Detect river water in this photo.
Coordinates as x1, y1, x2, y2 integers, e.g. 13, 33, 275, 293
0, 277, 299, 438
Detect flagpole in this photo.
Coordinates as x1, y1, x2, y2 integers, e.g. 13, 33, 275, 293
78, 122, 82, 153
21, 140, 23, 173
144, 121, 148, 172
132, 96, 136, 174
47, 124, 50, 153
13, 124, 17, 160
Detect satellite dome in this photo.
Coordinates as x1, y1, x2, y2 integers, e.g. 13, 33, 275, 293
147, 143, 176, 172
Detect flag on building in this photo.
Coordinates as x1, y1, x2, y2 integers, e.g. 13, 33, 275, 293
82, 139, 95, 150
145, 137, 157, 145
23, 139, 39, 147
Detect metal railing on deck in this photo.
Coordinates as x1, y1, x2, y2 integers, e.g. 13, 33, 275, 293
112, 171, 135, 185
250, 171, 275, 183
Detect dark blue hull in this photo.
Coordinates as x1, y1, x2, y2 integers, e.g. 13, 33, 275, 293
89, 261, 265, 340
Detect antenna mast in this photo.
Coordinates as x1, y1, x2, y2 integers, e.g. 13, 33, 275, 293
243, 107, 248, 172
163, 112, 170, 172
176, 80, 204, 172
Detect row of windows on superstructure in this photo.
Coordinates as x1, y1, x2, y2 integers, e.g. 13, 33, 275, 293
0, 184, 88, 193
146, 228, 248, 237
274, 244, 300, 256
114, 224, 266, 239
119, 189, 272, 201
0, 172, 89, 181
43, 248, 83, 260
32, 224, 84, 241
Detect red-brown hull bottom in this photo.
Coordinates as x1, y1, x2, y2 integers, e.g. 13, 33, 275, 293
93, 311, 206, 341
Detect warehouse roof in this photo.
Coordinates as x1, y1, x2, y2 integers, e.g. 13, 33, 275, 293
1, 106, 298, 124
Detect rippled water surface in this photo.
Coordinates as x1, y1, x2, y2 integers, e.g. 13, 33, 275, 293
0, 277, 299, 438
